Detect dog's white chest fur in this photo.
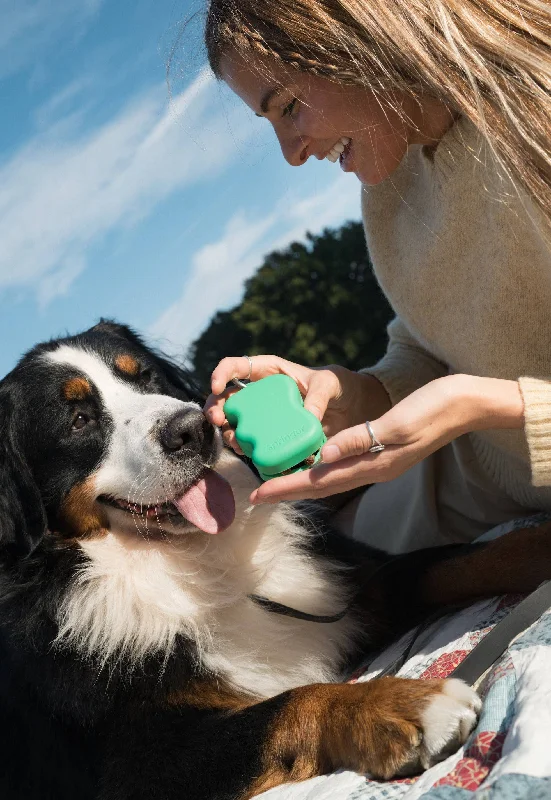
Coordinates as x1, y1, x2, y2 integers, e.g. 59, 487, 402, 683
56, 454, 358, 698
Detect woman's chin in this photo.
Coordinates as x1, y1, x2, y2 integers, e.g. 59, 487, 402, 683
350, 150, 406, 186
355, 163, 400, 186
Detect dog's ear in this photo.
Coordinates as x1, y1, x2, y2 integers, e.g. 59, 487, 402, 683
88, 318, 144, 345
89, 318, 205, 404
151, 353, 206, 406
0, 390, 47, 560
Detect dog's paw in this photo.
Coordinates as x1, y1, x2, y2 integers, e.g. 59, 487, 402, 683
417, 679, 481, 768
343, 677, 481, 780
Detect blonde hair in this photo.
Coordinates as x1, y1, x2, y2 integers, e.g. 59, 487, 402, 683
204, 0, 551, 224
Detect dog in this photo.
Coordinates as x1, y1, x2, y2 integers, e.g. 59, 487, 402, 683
1, 319, 549, 800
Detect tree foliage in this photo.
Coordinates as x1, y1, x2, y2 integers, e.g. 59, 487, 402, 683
188, 221, 393, 387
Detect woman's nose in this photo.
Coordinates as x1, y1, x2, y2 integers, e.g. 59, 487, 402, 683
275, 129, 310, 167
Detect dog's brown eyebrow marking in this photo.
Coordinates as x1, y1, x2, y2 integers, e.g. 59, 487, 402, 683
115, 354, 140, 377
62, 377, 91, 401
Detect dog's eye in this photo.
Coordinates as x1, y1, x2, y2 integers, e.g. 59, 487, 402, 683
72, 413, 91, 431
140, 369, 152, 386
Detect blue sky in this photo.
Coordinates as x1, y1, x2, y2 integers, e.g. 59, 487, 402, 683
0, 0, 361, 377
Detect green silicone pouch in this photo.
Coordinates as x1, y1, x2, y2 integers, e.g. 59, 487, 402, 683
223, 374, 326, 481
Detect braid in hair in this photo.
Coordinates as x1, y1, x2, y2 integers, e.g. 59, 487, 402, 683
207, 3, 362, 84
243, 29, 360, 82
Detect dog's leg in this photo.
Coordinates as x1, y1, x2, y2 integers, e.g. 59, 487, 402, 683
360, 521, 551, 635
102, 676, 479, 800
413, 521, 551, 608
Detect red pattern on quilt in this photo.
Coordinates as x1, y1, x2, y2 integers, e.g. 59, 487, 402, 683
433, 731, 507, 790
469, 626, 493, 648
419, 650, 469, 679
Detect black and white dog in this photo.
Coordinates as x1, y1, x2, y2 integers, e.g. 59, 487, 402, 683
1, 320, 548, 800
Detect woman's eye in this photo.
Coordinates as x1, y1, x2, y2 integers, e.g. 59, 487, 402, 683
72, 413, 90, 431
282, 98, 298, 117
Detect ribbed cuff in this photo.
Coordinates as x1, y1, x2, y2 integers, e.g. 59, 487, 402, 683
518, 376, 551, 486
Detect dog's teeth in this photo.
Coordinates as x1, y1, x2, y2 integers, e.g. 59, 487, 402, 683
341, 137, 351, 145
326, 152, 339, 162
333, 142, 345, 154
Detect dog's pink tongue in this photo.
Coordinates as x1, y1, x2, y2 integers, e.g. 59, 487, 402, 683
173, 470, 235, 534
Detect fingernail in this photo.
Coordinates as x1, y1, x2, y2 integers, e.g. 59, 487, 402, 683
321, 444, 341, 463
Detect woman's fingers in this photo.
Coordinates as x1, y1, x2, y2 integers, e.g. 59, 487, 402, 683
211, 356, 257, 395
210, 355, 316, 396
220, 423, 244, 454
302, 368, 341, 421
203, 385, 240, 426
321, 419, 387, 463
249, 454, 387, 504
211, 355, 286, 394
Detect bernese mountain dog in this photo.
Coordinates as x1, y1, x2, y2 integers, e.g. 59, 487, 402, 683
1, 320, 549, 800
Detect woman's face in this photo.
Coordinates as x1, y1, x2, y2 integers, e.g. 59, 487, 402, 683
220, 52, 453, 185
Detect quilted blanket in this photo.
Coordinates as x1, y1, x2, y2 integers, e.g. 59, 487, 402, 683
259, 513, 551, 800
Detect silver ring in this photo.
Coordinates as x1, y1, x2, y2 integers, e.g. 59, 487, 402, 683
243, 355, 253, 381
231, 356, 253, 390
365, 421, 385, 453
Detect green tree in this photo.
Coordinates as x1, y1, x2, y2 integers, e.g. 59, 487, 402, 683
189, 221, 393, 387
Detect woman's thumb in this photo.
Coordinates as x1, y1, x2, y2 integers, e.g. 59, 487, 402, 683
303, 371, 336, 421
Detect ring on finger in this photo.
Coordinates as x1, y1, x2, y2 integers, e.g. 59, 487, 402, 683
243, 355, 253, 381
232, 355, 253, 389
365, 421, 385, 453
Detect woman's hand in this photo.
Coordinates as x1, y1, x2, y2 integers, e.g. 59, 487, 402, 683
204, 355, 391, 453
245, 374, 524, 504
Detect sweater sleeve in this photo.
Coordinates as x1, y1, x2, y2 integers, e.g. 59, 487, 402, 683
518, 377, 551, 486
359, 317, 449, 406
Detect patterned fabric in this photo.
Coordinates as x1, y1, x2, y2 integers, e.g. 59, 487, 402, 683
260, 514, 551, 800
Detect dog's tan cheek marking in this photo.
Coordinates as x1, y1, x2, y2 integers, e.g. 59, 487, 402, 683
62, 377, 91, 401
242, 679, 447, 798
58, 477, 109, 539
115, 354, 140, 378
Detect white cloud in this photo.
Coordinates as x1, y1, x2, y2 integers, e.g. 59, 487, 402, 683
0, 69, 259, 303
33, 76, 95, 129
149, 171, 361, 355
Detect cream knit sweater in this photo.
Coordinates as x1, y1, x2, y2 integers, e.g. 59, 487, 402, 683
361, 115, 551, 509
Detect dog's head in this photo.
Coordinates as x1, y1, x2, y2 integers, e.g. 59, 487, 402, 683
0, 320, 236, 559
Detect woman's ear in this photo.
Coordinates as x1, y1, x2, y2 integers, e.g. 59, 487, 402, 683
0, 392, 47, 560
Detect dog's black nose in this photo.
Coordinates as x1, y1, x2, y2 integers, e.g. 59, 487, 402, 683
160, 409, 209, 454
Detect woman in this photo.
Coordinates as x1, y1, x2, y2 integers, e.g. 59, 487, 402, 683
202, 0, 551, 553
